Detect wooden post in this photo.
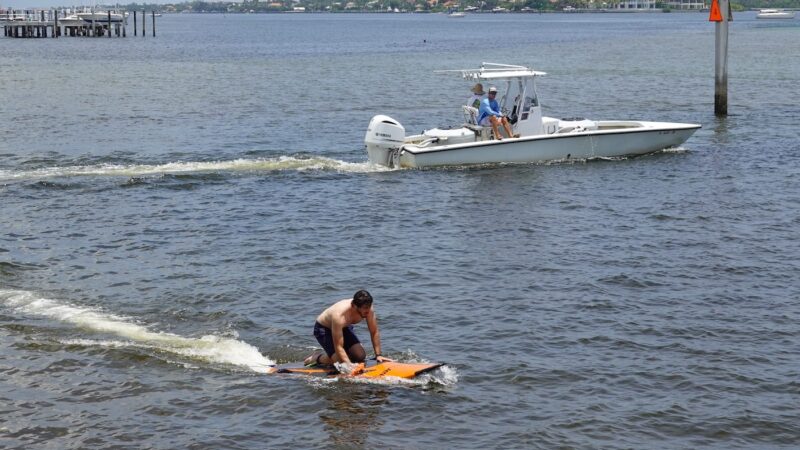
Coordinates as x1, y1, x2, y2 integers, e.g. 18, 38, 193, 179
714, 0, 729, 116
133, 10, 137, 36
152, 11, 155, 37
107, 10, 111, 37
142, 10, 145, 37
122, 11, 126, 37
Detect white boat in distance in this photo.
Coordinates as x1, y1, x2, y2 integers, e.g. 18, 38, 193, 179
756, 9, 796, 19
59, 11, 128, 26
365, 63, 701, 169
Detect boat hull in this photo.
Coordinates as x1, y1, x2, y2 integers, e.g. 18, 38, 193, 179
393, 122, 700, 168
756, 13, 795, 19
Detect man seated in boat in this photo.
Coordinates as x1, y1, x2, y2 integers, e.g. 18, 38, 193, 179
466, 83, 486, 109
478, 86, 518, 140
303, 290, 394, 368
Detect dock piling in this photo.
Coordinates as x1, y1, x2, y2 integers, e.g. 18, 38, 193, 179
2, 8, 143, 39
711, 0, 729, 116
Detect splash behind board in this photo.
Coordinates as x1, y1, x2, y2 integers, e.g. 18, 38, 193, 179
268, 361, 444, 379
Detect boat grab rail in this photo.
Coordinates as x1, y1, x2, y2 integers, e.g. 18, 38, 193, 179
417, 137, 441, 147
556, 125, 585, 134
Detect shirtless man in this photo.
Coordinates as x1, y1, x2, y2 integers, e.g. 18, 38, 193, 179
303, 290, 394, 367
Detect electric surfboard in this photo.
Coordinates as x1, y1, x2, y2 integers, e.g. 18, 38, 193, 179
267, 361, 444, 380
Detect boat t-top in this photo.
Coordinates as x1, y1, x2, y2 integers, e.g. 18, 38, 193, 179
365, 63, 701, 168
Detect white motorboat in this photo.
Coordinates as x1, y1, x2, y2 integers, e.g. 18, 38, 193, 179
365, 63, 701, 169
756, 9, 795, 19
448, 11, 466, 17
59, 11, 128, 26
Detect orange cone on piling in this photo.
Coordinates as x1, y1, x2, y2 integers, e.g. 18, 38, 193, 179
709, 0, 723, 22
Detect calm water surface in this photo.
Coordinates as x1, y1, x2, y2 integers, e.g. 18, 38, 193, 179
1, 12, 799, 449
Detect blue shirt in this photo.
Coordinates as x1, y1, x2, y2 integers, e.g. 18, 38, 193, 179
477, 97, 502, 124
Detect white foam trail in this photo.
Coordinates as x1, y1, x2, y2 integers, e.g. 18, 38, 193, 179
662, 146, 689, 154
0, 289, 274, 372
0, 156, 392, 182
421, 364, 459, 386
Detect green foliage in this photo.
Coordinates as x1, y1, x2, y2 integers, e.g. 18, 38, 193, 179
524, 0, 556, 10
735, 0, 800, 7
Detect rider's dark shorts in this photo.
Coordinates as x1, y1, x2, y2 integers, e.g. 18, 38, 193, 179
314, 321, 361, 357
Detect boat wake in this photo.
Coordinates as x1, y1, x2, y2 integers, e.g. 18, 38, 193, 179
0, 289, 275, 373
660, 146, 690, 154
0, 156, 392, 183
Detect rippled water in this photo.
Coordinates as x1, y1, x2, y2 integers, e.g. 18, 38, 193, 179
2, 12, 799, 449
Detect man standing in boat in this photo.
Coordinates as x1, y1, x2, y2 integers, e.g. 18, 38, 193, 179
303, 290, 393, 368
478, 86, 517, 140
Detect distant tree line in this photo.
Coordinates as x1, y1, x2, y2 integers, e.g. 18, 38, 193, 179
115, 0, 799, 13
735, 0, 799, 8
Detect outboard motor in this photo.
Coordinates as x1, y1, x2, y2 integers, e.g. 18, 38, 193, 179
365, 115, 405, 167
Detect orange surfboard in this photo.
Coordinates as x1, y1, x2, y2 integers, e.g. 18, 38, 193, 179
270, 361, 444, 379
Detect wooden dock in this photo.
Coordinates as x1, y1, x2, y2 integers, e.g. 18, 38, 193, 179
0, 9, 158, 38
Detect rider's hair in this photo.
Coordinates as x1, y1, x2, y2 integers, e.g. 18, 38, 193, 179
352, 290, 373, 308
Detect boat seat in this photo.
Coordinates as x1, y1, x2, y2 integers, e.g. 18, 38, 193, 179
463, 105, 480, 125
462, 106, 494, 141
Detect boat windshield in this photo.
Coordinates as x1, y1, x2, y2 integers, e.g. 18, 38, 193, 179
495, 78, 539, 123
